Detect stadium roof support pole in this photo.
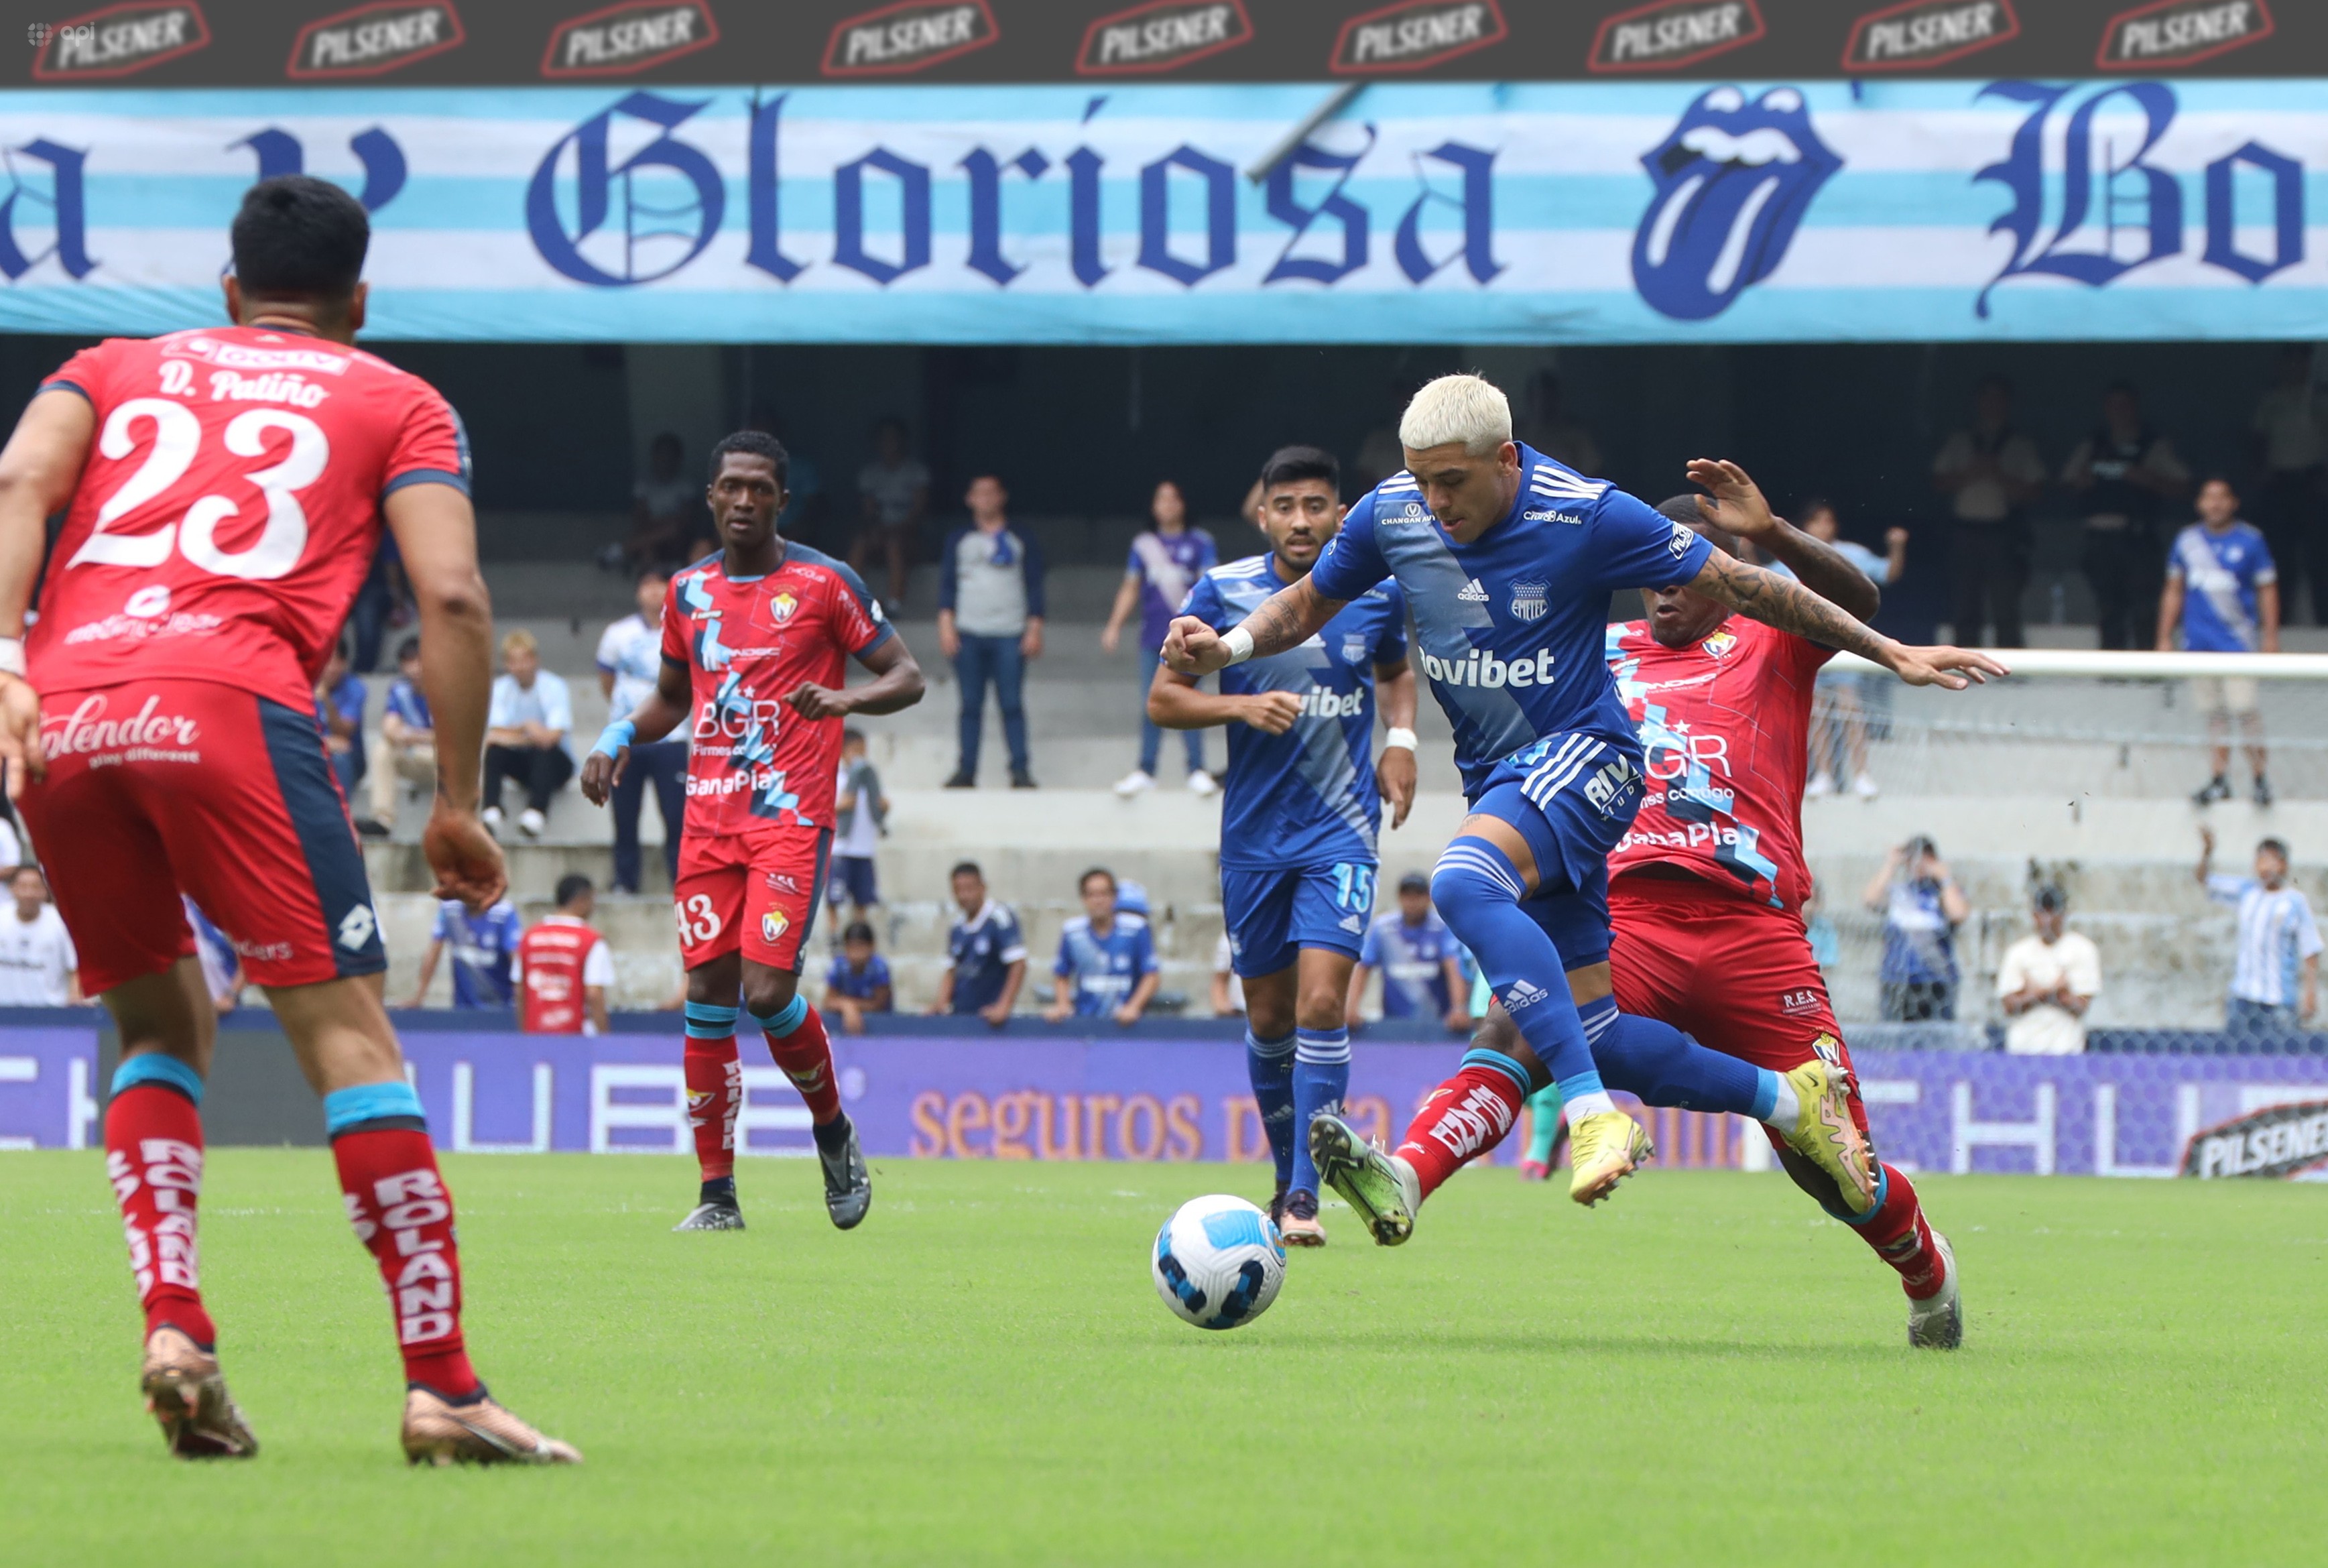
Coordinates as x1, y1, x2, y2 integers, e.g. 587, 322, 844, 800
1243, 82, 1365, 184
1829, 650, 2328, 680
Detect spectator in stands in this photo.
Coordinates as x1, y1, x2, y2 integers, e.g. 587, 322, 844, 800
2199, 826, 2321, 1036
365, 636, 433, 839
404, 894, 524, 1010
314, 639, 367, 810
1996, 884, 2101, 1054
1105, 479, 1217, 798
1211, 931, 1244, 1018
1352, 375, 1414, 495
621, 431, 698, 572
1516, 369, 1602, 476
1779, 500, 1908, 799
2249, 345, 2325, 623
1931, 374, 2042, 648
483, 628, 574, 839
183, 897, 241, 1017
2160, 477, 2280, 807
1803, 877, 1840, 975
749, 406, 828, 551
597, 568, 685, 891
1349, 871, 1470, 1031
0, 865, 77, 1005
937, 475, 1044, 790
2065, 381, 2190, 651
823, 920, 894, 1035
1865, 835, 1967, 1021
1044, 867, 1160, 1025
853, 416, 929, 609
513, 874, 613, 1035
930, 861, 1026, 1025
829, 727, 886, 924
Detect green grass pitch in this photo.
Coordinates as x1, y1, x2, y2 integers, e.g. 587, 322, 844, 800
5, 1151, 2324, 1566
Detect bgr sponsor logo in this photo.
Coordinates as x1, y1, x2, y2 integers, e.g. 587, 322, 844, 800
289, 2, 465, 79
1078, 0, 1253, 76
1331, 0, 1507, 76
542, 1, 718, 78
824, 0, 1000, 76
2097, 0, 2271, 69
34, 3, 209, 80
1842, 0, 2017, 71
1589, 0, 1764, 73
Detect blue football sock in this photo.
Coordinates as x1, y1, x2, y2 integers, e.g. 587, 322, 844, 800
1576, 994, 1775, 1118
1245, 1028, 1296, 1189
1431, 837, 1605, 1099
1289, 1028, 1351, 1196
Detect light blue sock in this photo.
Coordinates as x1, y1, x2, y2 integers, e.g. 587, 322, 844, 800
322, 1079, 425, 1138
1431, 838, 1605, 1100
1289, 1028, 1351, 1197
684, 1001, 741, 1039
111, 1053, 204, 1106
1245, 1028, 1296, 1189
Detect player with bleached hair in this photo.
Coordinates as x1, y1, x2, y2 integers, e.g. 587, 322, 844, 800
1167, 373, 2006, 1245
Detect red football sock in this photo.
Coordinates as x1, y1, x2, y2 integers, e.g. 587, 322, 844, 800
1856, 1162, 1945, 1300
105, 1084, 217, 1347
1392, 1065, 1526, 1202
333, 1128, 481, 1398
684, 1036, 741, 1180
760, 1002, 842, 1126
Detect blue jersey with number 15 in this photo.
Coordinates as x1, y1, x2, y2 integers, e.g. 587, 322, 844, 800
1310, 443, 1715, 800
1181, 556, 1407, 871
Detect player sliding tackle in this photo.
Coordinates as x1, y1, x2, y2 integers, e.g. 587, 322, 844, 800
1148, 445, 1418, 1247
581, 432, 923, 1234
1165, 374, 2006, 1244
0, 176, 574, 1463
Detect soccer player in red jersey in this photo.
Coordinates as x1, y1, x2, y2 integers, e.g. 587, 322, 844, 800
0, 177, 578, 1460
582, 430, 924, 1233
1601, 460, 1962, 1347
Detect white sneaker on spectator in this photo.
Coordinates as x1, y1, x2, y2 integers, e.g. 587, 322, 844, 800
1186, 771, 1218, 798
1852, 772, 1880, 800
1113, 770, 1156, 798
519, 807, 546, 838
1804, 774, 1835, 799
482, 805, 503, 833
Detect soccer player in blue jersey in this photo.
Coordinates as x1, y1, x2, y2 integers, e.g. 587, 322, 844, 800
1044, 868, 1162, 1024
1166, 375, 2005, 1240
1150, 445, 1418, 1245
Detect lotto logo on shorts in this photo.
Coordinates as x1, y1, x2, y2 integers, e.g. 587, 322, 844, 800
345, 1168, 458, 1345
761, 910, 790, 945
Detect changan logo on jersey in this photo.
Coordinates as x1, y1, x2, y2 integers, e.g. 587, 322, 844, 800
824, 0, 999, 76
1589, 0, 1764, 72
1079, 0, 1253, 76
1331, 0, 1506, 74
2096, 0, 2270, 69
542, 1, 718, 78
34, 3, 210, 80
288, 2, 465, 79
1842, 0, 2017, 70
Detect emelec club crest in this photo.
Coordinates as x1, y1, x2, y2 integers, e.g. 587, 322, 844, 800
770, 590, 800, 623
1508, 581, 1548, 621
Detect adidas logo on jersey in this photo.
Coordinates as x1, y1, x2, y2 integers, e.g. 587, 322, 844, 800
1339, 913, 1365, 934
1503, 979, 1550, 1011
1456, 578, 1489, 603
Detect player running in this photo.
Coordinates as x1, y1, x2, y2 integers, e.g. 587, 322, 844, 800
580, 431, 923, 1234
0, 176, 575, 1464
1597, 469, 1962, 1346
1166, 374, 2005, 1242
1148, 446, 1417, 1246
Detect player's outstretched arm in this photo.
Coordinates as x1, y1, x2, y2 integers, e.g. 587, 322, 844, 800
1161, 576, 1344, 676
385, 481, 506, 911
0, 389, 96, 793
1684, 549, 2010, 690
1686, 459, 1880, 622
788, 633, 925, 721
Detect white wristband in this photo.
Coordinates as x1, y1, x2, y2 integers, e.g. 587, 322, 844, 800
1383, 726, 1418, 753
0, 638, 23, 678
1221, 625, 1255, 666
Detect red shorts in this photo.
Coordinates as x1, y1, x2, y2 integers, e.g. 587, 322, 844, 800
672, 822, 831, 973
1609, 872, 1867, 1140
21, 679, 384, 996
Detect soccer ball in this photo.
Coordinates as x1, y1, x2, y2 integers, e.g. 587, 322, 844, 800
1151, 1194, 1286, 1331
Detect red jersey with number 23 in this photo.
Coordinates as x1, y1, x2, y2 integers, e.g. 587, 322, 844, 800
663, 543, 890, 845
1604, 617, 1829, 916
29, 326, 468, 708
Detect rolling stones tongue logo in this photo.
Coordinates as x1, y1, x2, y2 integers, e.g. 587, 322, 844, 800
1630, 85, 1839, 322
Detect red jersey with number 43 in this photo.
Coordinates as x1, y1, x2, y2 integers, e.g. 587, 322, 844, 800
1604, 617, 1829, 916
664, 543, 890, 837
28, 326, 468, 708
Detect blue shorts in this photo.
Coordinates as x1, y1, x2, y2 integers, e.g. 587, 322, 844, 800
1468, 731, 1647, 973
1221, 860, 1375, 978
826, 854, 877, 910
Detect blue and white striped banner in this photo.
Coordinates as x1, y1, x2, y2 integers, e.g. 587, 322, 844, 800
1, 79, 2323, 343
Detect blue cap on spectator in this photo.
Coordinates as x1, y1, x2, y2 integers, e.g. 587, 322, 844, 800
1117, 879, 1150, 916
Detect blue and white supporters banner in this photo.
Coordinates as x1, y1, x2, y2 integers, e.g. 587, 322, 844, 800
1, 80, 2324, 343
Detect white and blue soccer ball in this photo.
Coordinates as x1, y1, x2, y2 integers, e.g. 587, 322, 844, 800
1152, 1193, 1286, 1331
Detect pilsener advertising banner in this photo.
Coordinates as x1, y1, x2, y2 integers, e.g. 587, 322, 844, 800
0, 78, 2322, 342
